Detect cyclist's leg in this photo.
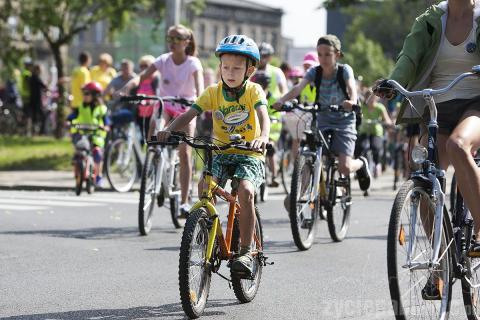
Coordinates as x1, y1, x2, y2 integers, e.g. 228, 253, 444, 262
371, 135, 383, 176
446, 109, 480, 238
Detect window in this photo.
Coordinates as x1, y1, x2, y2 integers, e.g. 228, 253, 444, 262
95, 22, 103, 44
224, 25, 229, 38
213, 25, 219, 47
271, 31, 277, 49
237, 26, 242, 35
250, 28, 257, 42
199, 23, 206, 50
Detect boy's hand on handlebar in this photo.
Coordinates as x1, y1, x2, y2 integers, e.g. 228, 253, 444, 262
251, 136, 269, 152
112, 90, 125, 100
341, 100, 354, 111
156, 130, 171, 143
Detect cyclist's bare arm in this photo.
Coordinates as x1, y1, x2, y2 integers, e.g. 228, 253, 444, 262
342, 77, 358, 110
193, 70, 205, 97
115, 64, 157, 97
277, 70, 288, 95
272, 77, 310, 110
381, 106, 394, 127
252, 105, 270, 151
157, 108, 199, 142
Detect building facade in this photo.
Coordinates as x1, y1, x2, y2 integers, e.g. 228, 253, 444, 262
186, 0, 286, 61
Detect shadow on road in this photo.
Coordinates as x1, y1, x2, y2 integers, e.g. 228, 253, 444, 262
0, 226, 178, 240
1, 300, 237, 319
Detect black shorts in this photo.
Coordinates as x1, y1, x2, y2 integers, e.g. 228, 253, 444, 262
427, 95, 480, 135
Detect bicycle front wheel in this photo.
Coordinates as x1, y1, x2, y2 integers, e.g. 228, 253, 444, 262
289, 154, 318, 250
179, 208, 212, 319
326, 168, 351, 242
105, 138, 137, 192
231, 207, 263, 302
138, 150, 156, 235
387, 179, 452, 319
280, 148, 292, 194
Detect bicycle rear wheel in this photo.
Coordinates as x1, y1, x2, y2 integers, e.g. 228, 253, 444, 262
138, 150, 156, 235
326, 167, 351, 242
105, 138, 137, 192
280, 148, 293, 194
179, 208, 212, 319
231, 207, 263, 302
289, 154, 318, 250
387, 179, 452, 319
74, 161, 84, 196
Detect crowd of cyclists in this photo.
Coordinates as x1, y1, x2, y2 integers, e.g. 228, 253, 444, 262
5, 0, 480, 317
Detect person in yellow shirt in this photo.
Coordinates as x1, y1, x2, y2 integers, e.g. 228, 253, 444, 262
70, 51, 91, 109
90, 53, 117, 91
157, 35, 270, 276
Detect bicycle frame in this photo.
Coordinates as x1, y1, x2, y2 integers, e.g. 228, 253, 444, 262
151, 146, 181, 199
191, 172, 262, 264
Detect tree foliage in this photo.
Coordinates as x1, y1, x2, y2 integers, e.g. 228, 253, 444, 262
342, 32, 394, 84
0, 0, 204, 137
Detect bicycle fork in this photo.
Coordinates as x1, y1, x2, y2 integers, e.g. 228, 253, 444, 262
405, 173, 447, 271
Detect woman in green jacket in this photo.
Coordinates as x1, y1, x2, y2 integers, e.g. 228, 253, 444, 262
377, 0, 480, 262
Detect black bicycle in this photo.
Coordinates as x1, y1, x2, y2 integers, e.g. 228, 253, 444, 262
282, 100, 353, 250
383, 66, 480, 319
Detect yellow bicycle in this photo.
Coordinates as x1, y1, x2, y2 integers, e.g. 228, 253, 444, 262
148, 132, 271, 319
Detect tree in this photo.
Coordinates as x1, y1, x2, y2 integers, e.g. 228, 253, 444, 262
342, 32, 394, 85
1, 0, 204, 138
341, 1, 427, 59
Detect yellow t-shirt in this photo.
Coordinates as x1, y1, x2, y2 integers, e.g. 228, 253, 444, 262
192, 81, 268, 159
90, 65, 117, 90
70, 66, 91, 108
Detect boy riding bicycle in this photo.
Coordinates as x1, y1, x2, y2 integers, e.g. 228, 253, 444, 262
272, 34, 371, 192
157, 35, 270, 275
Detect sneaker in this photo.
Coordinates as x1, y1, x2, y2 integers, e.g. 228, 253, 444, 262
231, 249, 253, 277
421, 274, 443, 300
268, 179, 280, 188
356, 156, 371, 191
468, 241, 480, 258
95, 176, 103, 188
179, 203, 191, 219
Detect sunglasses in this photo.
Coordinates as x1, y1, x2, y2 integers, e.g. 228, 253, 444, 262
82, 91, 93, 96
139, 64, 149, 69
166, 35, 188, 44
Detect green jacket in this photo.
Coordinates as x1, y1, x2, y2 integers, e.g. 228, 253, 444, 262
390, 1, 480, 124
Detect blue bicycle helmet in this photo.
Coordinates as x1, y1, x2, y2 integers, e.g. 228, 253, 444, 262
215, 35, 260, 65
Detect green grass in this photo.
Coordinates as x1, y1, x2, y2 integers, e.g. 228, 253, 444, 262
0, 135, 73, 171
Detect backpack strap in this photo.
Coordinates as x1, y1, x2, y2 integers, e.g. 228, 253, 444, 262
314, 65, 323, 103
336, 64, 350, 101
314, 64, 351, 103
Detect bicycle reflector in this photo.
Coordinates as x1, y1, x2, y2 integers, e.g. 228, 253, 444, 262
411, 145, 428, 164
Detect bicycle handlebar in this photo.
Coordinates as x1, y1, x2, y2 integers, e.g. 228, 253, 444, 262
120, 95, 194, 106
147, 132, 273, 154
280, 99, 360, 114
72, 124, 101, 131
383, 66, 480, 98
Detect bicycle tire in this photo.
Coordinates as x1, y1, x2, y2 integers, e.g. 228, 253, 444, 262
289, 154, 318, 250
280, 148, 292, 194
179, 208, 212, 319
449, 175, 456, 215
138, 150, 156, 236
74, 161, 84, 196
387, 179, 452, 319
105, 138, 138, 193
170, 160, 184, 229
326, 166, 351, 242
86, 161, 95, 194
231, 207, 263, 303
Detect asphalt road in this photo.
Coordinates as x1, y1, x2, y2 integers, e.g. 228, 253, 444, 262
0, 173, 468, 319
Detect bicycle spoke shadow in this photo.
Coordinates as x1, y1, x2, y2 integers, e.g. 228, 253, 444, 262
0, 226, 179, 240
1, 300, 233, 319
